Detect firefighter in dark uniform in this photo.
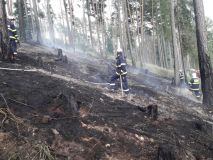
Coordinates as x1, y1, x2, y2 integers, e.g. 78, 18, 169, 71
179, 70, 185, 88
189, 73, 201, 98
7, 16, 19, 58
109, 48, 129, 94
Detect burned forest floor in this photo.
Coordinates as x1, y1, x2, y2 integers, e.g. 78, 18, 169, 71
0, 43, 213, 160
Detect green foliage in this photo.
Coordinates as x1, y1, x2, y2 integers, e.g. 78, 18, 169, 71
158, 0, 172, 40
177, 0, 198, 66
13, 0, 32, 39
144, 63, 174, 78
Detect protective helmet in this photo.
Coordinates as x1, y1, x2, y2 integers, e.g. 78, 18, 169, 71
192, 73, 197, 79
8, 15, 15, 20
117, 48, 122, 53
190, 69, 196, 72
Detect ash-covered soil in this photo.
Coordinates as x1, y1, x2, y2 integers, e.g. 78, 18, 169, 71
0, 43, 213, 160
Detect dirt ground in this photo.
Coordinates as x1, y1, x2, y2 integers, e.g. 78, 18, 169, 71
0, 43, 213, 160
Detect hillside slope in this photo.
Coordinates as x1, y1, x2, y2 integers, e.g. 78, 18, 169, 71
0, 43, 213, 160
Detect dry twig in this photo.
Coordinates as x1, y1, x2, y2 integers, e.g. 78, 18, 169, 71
0, 108, 7, 124
32, 144, 55, 160
8, 98, 35, 109
0, 94, 24, 124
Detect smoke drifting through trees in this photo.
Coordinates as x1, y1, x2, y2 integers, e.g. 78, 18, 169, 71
1, 0, 213, 105
7, 1, 212, 65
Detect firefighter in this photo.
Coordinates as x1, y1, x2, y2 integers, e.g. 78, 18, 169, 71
7, 16, 19, 57
189, 72, 201, 98
109, 48, 129, 94
179, 70, 185, 87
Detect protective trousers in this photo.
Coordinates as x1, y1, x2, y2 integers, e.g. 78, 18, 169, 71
9, 40, 17, 53
109, 74, 129, 92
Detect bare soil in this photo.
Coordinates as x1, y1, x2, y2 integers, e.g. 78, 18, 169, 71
0, 43, 213, 160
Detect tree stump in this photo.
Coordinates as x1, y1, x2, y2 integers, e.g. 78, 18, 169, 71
157, 144, 176, 160
54, 93, 79, 114
36, 56, 43, 67
194, 121, 203, 131
62, 55, 68, 64
147, 104, 158, 120
57, 48, 63, 59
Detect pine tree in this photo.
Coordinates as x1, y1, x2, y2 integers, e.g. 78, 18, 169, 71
193, 0, 213, 106
32, 0, 42, 43
0, 0, 9, 59
18, 0, 26, 41
46, 0, 55, 45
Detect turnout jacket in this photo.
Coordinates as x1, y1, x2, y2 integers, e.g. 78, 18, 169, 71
189, 78, 200, 91
7, 22, 18, 42
115, 54, 127, 76
179, 72, 184, 80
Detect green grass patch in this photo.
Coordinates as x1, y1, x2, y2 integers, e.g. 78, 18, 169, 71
143, 63, 174, 78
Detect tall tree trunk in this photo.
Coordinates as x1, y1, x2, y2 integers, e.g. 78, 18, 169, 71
32, 0, 41, 43
139, 0, 144, 67
127, 0, 137, 65
117, 0, 125, 53
100, 1, 106, 57
59, 0, 66, 45
0, 0, 9, 58
18, 0, 26, 41
28, 0, 35, 39
23, 0, 32, 40
63, 0, 72, 45
82, 0, 89, 51
96, 18, 102, 56
82, 0, 87, 40
151, 0, 156, 65
86, 0, 93, 47
7, 0, 13, 16
122, 0, 135, 67
170, 0, 180, 86
177, 22, 188, 82
193, 0, 213, 106
68, 0, 74, 45
47, 0, 55, 45
93, 1, 103, 56
136, 6, 141, 66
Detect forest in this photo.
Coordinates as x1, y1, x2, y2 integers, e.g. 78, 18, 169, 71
1, 0, 213, 104
0, 0, 213, 159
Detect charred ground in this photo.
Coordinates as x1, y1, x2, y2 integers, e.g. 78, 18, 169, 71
0, 43, 213, 160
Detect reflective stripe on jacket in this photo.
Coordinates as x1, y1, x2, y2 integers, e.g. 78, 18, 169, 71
8, 23, 18, 41
115, 54, 127, 76
189, 78, 200, 91
179, 73, 184, 80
